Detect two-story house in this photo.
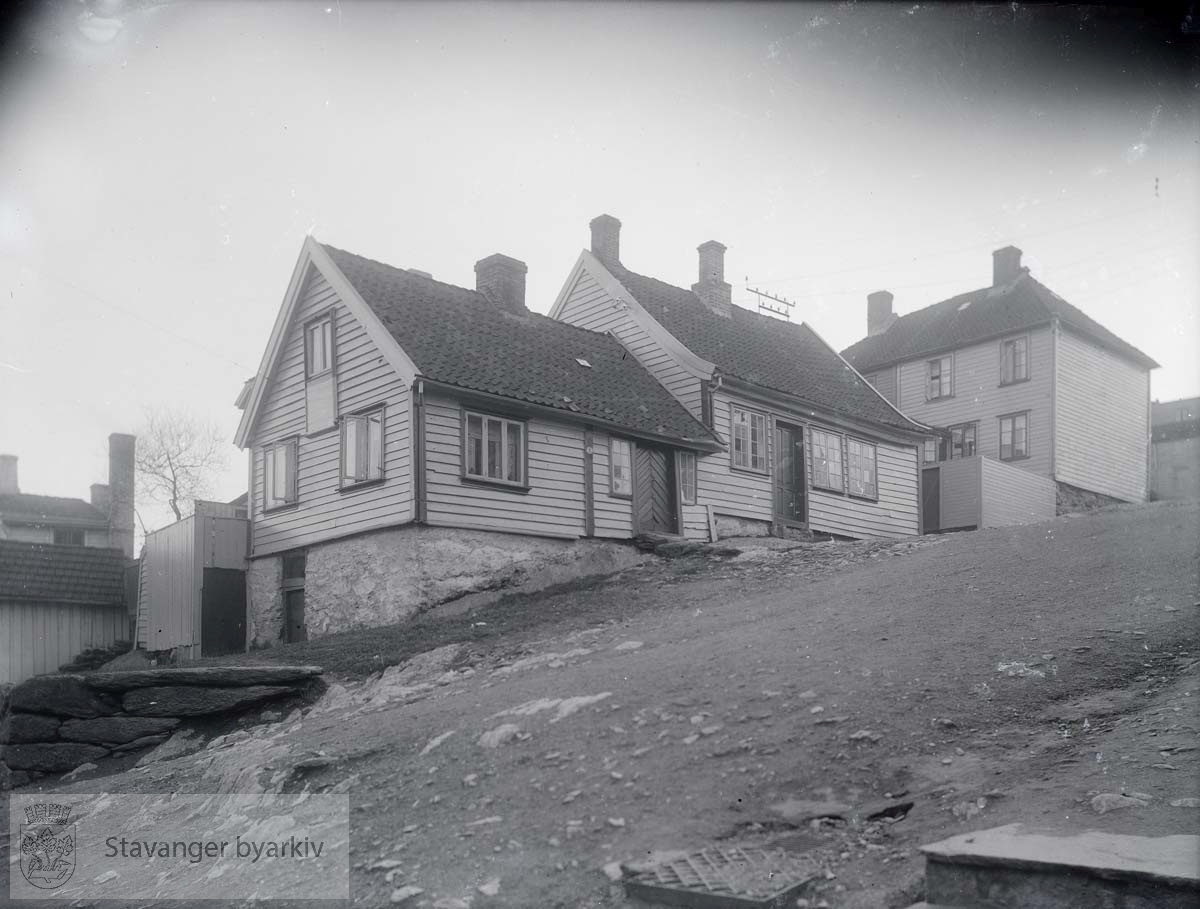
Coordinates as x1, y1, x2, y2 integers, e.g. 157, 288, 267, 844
234, 238, 724, 644
0, 435, 135, 557
841, 247, 1158, 506
550, 216, 933, 540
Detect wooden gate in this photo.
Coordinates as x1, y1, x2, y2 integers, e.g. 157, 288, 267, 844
634, 444, 678, 534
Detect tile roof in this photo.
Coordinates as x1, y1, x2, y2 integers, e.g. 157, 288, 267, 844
0, 540, 127, 604
841, 274, 1158, 373
0, 493, 109, 527
321, 244, 722, 448
604, 264, 927, 433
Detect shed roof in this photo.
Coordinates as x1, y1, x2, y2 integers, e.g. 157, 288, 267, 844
0, 540, 127, 604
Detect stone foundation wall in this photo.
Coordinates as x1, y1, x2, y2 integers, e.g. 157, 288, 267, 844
714, 513, 772, 538
250, 525, 646, 645
1056, 481, 1125, 515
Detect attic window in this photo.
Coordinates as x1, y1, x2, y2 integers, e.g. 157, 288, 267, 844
957, 301, 972, 312
575, 358, 592, 368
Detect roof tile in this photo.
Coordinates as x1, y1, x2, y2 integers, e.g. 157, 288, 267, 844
0, 540, 127, 603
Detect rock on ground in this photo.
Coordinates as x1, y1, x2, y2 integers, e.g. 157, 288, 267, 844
122, 685, 295, 716
83, 665, 323, 691
135, 728, 206, 767
1, 712, 62, 744
58, 715, 181, 745
3, 742, 110, 772
9, 676, 119, 718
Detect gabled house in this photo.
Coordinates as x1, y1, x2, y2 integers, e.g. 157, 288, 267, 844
1150, 396, 1200, 501
841, 247, 1158, 505
0, 434, 136, 557
550, 215, 933, 540
234, 237, 723, 643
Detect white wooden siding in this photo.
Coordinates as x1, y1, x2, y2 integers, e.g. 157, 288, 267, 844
896, 328, 1054, 479
808, 441, 918, 538
929, 457, 982, 530
250, 267, 414, 556
591, 430, 634, 539
980, 457, 1056, 527
1055, 328, 1149, 502
557, 269, 704, 417
696, 392, 774, 524
1, 600, 127, 684
423, 395, 586, 539
867, 366, 898, 406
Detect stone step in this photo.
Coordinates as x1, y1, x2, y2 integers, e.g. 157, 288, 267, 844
920, 823, 1200, 909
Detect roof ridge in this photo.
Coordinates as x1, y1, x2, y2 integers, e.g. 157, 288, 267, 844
320, 242, 488, 302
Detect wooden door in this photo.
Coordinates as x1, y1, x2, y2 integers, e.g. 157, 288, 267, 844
634, 444, 678, 534
200, 568, 246, 656
284, 590, 307, 643
774, 425, 806, 524
921, 466, 941, 533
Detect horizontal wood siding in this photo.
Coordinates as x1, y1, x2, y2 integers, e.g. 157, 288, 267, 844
250, 267, 413, 556
897, 327, 1054, 478
929, 457, 981, 530
558, 269, 704, 417
0, 599, 127, 684
808, 440, 919, 539
980, 457, 1056, 527
696, 392, 774, 523
681, 505, 710, 541
867, 366, 898, 406
1055, 328, 1149, 502
591, 430, 634, 539
424, 395, 586, 539
142, 516, 198, 650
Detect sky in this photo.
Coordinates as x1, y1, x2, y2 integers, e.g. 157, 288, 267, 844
1, 1, 1197, 534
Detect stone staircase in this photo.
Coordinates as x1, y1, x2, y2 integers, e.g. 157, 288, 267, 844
906, 823, 1200, 909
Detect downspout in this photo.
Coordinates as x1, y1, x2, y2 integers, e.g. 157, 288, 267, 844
1049, 318, 1059, 482
583, 428, 595, 538
413, 379, 427, 524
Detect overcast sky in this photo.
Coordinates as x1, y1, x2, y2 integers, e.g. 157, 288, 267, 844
1, 1, 1197, 532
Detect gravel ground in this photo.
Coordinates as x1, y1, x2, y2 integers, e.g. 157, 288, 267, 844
9, 499, 1199, 908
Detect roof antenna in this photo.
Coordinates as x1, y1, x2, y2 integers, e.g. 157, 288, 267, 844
748, 287, 795, 321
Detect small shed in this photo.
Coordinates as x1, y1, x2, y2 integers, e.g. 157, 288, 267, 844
136, 504, 249, 660
0, 540, 129, 684
921, 455, 1056, 533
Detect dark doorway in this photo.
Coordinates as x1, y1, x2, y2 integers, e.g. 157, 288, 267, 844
921, 466, 941, 533
284, 590, 307, 643
200, 567, 247, 656
774, 425, 807, 524
634, 444, 678, 534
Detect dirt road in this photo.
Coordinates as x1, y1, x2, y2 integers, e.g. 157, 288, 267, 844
18, 501, 1200, 908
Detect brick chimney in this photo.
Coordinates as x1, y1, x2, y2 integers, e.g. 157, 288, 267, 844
590, 214, 621, 265
90, 483, 111, 514
108, 433, 136, 558
993, 245, 1024, 286
867, 290, 897, 337
0, 454, 17, 495
474, 253, 528, 314
691, 240, 732, 318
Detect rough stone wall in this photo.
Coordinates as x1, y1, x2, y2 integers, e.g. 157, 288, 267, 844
715, 513, 772, 538
247, 557, 282, 648
1056, 481, 1124, 515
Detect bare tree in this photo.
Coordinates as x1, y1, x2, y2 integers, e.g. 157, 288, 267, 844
135, 407, 227, 523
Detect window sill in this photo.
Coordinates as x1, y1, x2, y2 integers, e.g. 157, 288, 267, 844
730, 463, 770, 477
811, 483, 845, 496
262, 502, 299, 515
848, 492, 879, 504
461, 475, 531, 494
305, 425, 339, 440
340, 477, 386, 494
925, 394, 955, 402
609, 490, 633, 501
999, 378, 1030, 388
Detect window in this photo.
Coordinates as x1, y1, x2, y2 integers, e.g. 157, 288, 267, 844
53, 529, 85, 546
610, 438, 633, 497
678, 451, 697, 505
305, 315, 333, 377
847, 438, 877, 499
948, 422, 978, 459
263, 439, 297, 510
700, 383, 714, 428
999, 412, 1029, 460
464, 411, 526, 486
922, 438, 940, 464
810, 428, 844, 493
731, 406, 768, 472
927, 355, 953, 400
341, 408, 384, 487
1000, 335, 1029, 385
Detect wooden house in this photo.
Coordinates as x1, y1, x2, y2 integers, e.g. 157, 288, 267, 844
550, 216, 933, 540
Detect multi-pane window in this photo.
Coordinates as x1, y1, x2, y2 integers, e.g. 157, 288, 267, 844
999, 412, 1029, 461
341, 408, 384, 487
948, 422, 978, 459
1001, 336, 1029, 384
465, 412, 525, 485
306, 316, 333, 377
53, 529, 85, 546
810, 429, 844, 492
731, 406, 768, 472
263, 439, 297, 510
678, 452, 697, 505
610, 438, 633, 497
928, 355, 953, 400
922, 438, 940, 464
847, 438, 877, 499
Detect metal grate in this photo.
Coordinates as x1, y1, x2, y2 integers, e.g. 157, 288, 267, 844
624, 846, 820, 908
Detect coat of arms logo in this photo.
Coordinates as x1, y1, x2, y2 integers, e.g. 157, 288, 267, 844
19, 803, 76, 889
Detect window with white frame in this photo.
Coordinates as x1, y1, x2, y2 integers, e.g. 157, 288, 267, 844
999, 412, 1029, 460
927, 355, 953, 400
948, 422, 978, 459
922, 438, 940, 463
810, 428, 844, 493
731, 406, 768, 472
610, 438, 633, 497
847, 438, 877, 499
306, 315, 333, 377
1000, 335, 1029, 384
465, 411, 525, 485
678, 451, 697, 505
263, 439, 297, 510
341, 408, 384, 487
